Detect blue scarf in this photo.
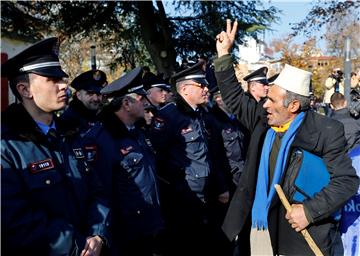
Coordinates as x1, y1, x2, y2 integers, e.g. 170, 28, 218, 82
251, 112, 305, 229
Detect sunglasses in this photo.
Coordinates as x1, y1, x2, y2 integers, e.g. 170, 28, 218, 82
184, 82, 208, 89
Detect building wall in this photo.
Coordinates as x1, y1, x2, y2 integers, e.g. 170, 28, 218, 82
1, 37, 33, 107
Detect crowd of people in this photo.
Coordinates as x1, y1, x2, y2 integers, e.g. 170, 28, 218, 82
1, 20, 360, 256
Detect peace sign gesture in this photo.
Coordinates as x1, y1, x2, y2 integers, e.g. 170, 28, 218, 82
216, 19, 238, 57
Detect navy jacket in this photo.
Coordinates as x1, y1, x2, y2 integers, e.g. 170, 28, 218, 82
208, 105, 249, 187
1, 103, 110, 256
60, 97, 99, 137
83, 108, 163, 244
150, 96, 227, 202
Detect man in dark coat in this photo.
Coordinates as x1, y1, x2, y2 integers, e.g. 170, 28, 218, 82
1, 37, 110, 256
60, 69, 107, 136
330, 92, 360, 152
214, 20, 359, 255
83, 67, 164, 256
150, 61, 229, 256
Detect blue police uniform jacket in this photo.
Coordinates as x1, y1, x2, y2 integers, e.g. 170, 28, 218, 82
60, 97, 99, 137
82, 108, 163, 243
1, 103, 110, 256
208, 105, 249, 186
150, 96, 227, 200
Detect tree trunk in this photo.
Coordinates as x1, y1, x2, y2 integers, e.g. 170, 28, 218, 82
136, 1, 177, 79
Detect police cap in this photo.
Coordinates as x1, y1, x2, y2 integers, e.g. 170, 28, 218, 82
70, 70, 107, 93
143, 72, 170, 91
1, 37, 68, 79
268, 73, 279, 84
243, 67, 268, 85
170, 60, 209, 86
100, 67, 147, 97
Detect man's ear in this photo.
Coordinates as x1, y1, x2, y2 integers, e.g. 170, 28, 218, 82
76, 91, 82, 99
122, 98, 131, 111
289, 100, 301, 113
16, 82, 31, 99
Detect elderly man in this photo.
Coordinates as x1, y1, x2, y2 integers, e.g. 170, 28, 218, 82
150, 61, 229, 256
60, 69, 107, 136
83, 67, 164, 256
215, 20, 359, 255
243, 66, 269, 102
1, 38, 109, 256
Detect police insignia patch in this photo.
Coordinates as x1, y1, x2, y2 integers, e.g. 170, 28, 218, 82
153, 117, 165, 130
84, 145, 97, 162
225, 128, 233, 134
29, 158, 55, 173
120, 145, 133, 155
73, 148, 85, 159
181, 126, 193, 134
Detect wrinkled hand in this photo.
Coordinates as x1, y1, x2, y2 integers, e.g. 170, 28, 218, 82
80, 235, 103, 256
285, 204, 309, 232
216, 19, 238, 57
218, 191, 230, 204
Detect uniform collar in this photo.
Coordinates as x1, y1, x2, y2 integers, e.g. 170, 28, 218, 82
36, 120, 56, 135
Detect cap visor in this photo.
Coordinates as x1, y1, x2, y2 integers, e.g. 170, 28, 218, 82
192, 78, 209, 86
31, 67, 69, 78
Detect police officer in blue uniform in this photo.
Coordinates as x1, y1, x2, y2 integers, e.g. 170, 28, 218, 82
60, 69, 108, 136
83, 67, 164, 256
142, 71, 170, 109
150, 61, 229, 256
211, 87, 249, 190
1, 38, 110, 256
243, 66, 269, 102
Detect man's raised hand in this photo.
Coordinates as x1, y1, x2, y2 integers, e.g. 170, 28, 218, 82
216, 19, 238, 57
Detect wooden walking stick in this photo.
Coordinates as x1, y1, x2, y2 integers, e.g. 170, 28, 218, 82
274, 184, 324, 256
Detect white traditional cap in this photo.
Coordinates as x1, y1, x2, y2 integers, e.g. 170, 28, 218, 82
273, 64, 311, 96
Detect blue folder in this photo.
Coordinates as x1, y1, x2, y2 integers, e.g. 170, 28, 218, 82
292, 149, 340, 220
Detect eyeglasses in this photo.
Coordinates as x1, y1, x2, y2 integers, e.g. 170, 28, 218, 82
184, 82, 208, 89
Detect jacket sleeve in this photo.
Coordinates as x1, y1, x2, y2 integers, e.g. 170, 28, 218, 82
214, 55, 265, 131
84, 159, 111, 244
303, 122, 360, 223
81, 131, 111, 245
149, 114, 176, 184
1, 152, 75, 254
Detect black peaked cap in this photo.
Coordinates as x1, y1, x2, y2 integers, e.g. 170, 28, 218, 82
170, 60, 208, 86
243, 66, 268, 84
268, 73, 279, 84
100, 67, 146, 97
71, 70, 107, 93
1, 37, 68, 79
143, 72, 170, 91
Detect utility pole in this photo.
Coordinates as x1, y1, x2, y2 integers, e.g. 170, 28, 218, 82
90, 45, 96, 70
344, 37, 351, 103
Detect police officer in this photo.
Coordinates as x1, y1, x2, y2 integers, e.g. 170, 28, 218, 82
211, 87, 249, 189
82, 67, 164, 256
1, 38, 110, 256
150, 61, 229, 256
60, 69, 107, 136
142, 71, 170, 109
243, 66, 269, 102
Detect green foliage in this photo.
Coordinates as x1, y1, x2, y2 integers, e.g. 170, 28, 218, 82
1, 0, 279, 74
290, 0, 360, 38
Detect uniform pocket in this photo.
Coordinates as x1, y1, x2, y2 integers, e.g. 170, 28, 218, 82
24, 168, 63, 190
120, 152, 144, 170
